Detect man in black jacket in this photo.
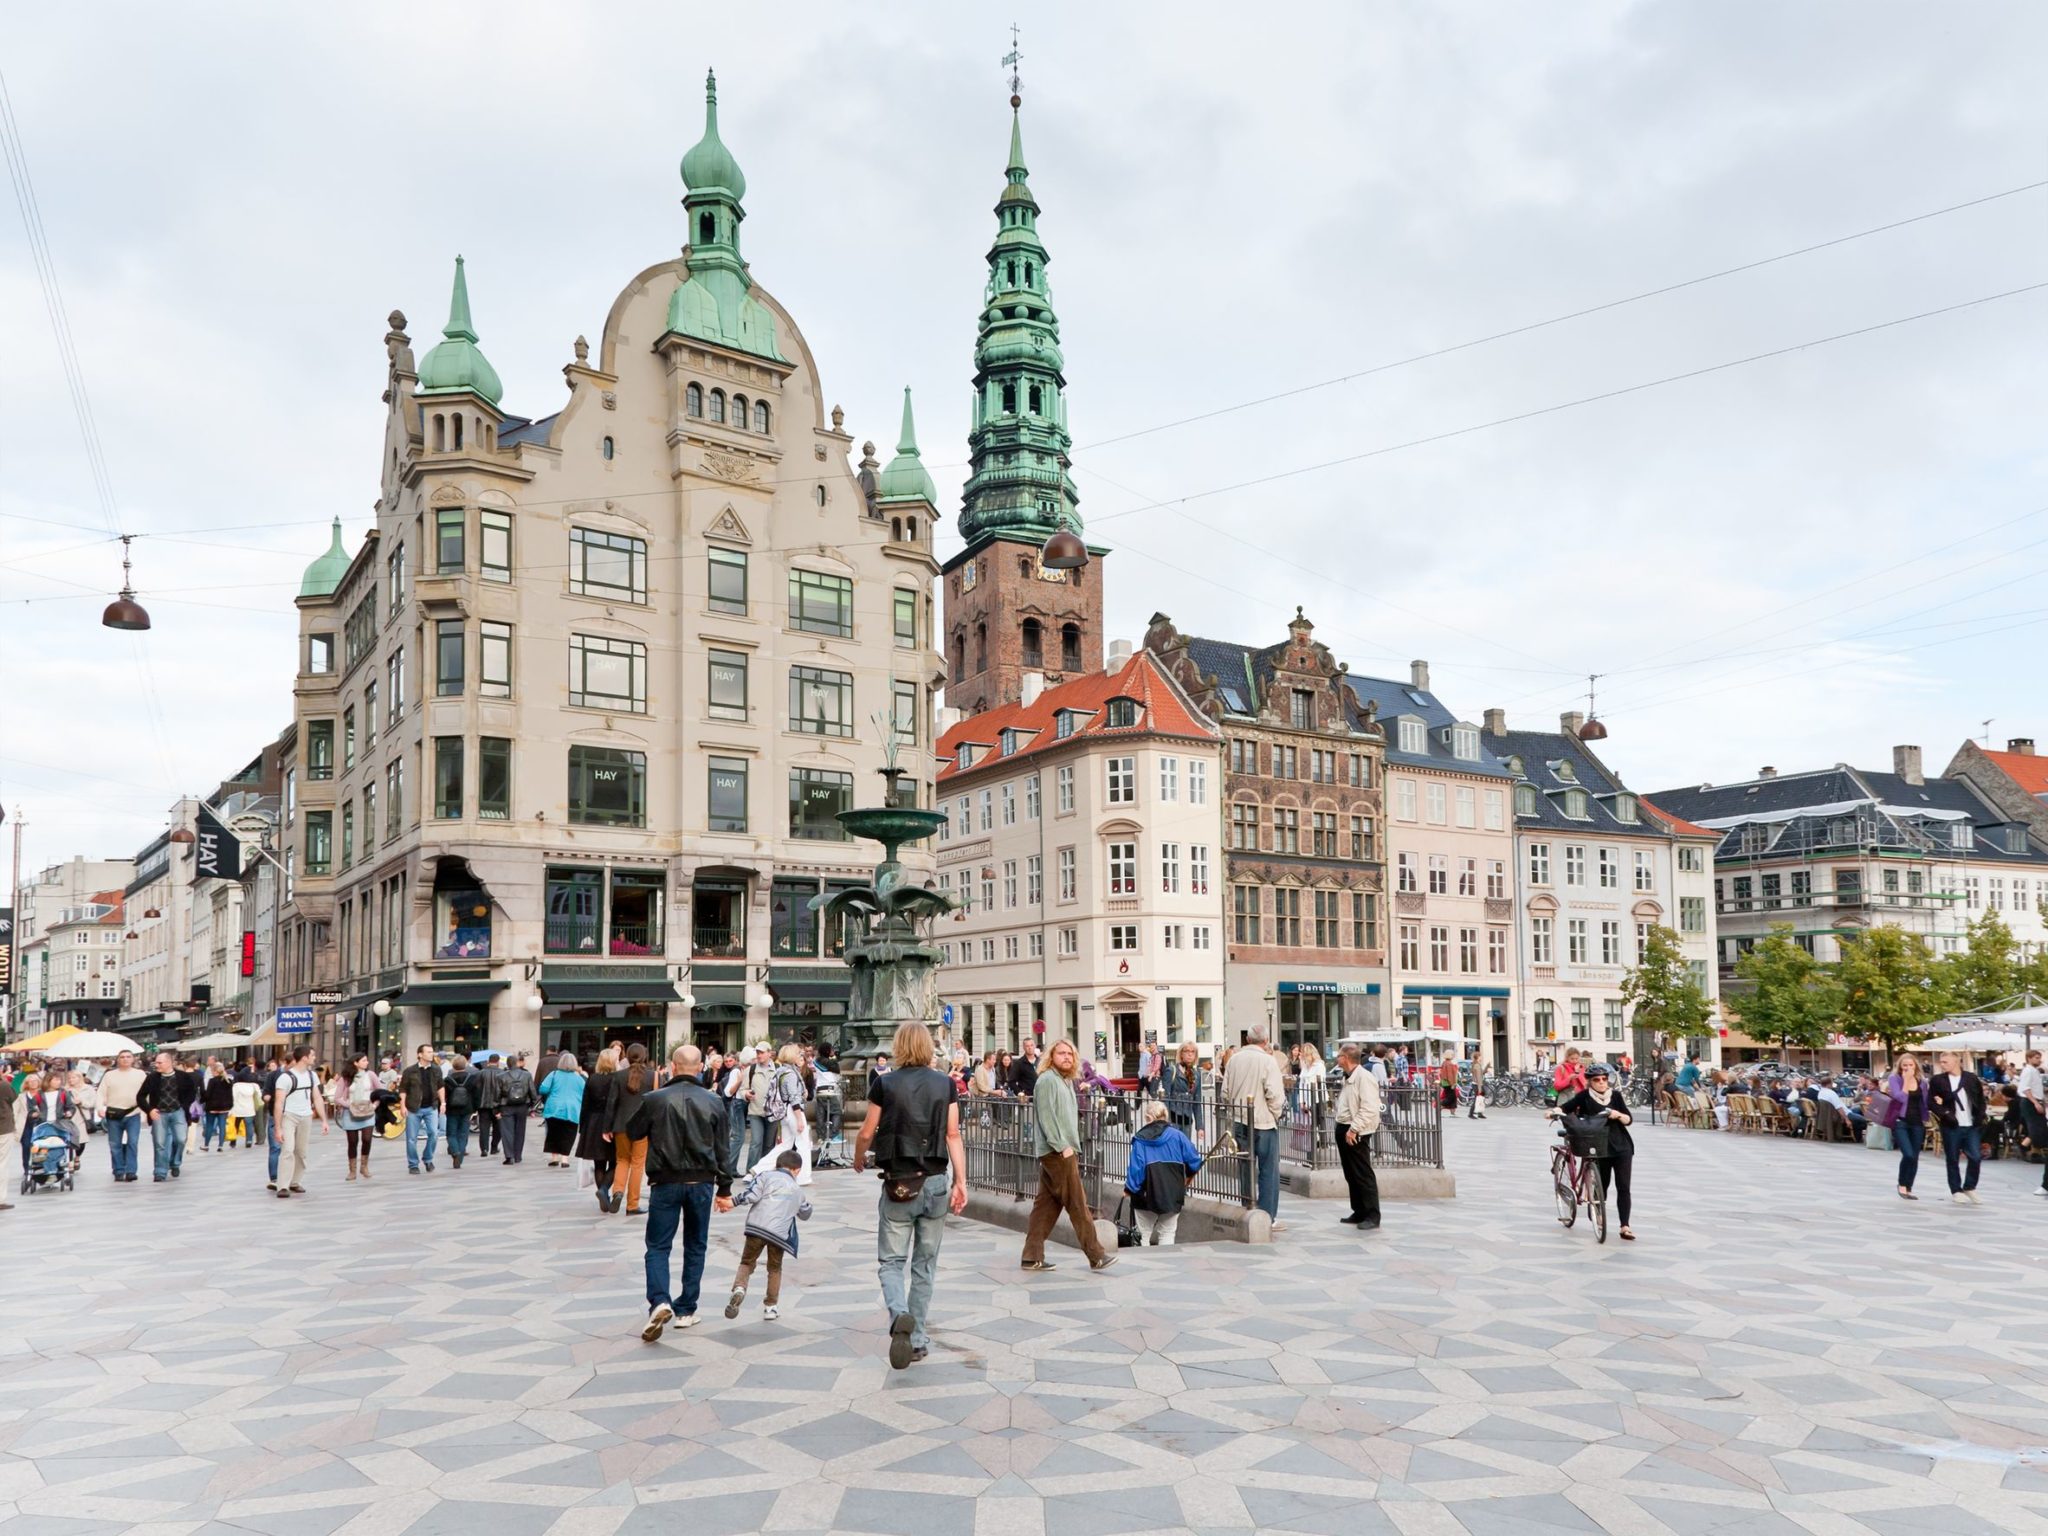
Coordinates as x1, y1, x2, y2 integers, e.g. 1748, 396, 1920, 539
474, 1056, 505, 1158
1928, 1051, 1989, 1204
630, 1044, 738, 1340
141, 1051, 200, 1183
1008, 1040, 1040, 1099
399, 1045, 446, 1175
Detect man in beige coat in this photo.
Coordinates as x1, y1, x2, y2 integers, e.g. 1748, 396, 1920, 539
1333, 1044, 1384, 1229
1221, 1028, 1287, 1228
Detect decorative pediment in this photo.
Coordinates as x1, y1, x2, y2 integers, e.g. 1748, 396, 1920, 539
700, 448, 762, 484
706, 506, 752, 544
429, 484, 467, 507
1528, 892, 1560, 915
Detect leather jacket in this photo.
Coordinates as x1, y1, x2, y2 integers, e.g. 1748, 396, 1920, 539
624, 1080, 738, 1193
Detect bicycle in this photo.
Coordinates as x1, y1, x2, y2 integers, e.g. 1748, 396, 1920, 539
1548, 1121, 1608, 1242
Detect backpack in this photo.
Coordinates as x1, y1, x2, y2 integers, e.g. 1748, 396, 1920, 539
765, 1066, 800, 1121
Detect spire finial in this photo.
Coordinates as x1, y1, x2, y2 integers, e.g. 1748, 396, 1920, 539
1003, 23, 1023, 108
444, 254, 476, 342
896, 386, 920, 455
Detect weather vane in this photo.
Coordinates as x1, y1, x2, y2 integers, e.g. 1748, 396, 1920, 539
1003, 23, 1023, 106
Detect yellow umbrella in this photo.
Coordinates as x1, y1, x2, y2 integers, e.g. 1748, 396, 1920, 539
3, 1023, 83, 1055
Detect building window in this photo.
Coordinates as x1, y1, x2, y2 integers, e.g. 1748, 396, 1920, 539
478, 737, 511, 819
479, 621, 511, 698
790, 767, 853, 839
770, 876, 820, 958
1680, 896, 1706, 933
1399, 923, 1419, 970
1273, 745, 1298, 779
435, 620, 464, 696
1534, 998, 1556, 1039
789, 665, 853, 735
1314, 889, 1340, 947
686, 383, 703, 417
1291, 690, 1315, 730
789, 569, 854, 636
1532, 916, 1553, 964
569, 634, 647, 712
1056, 764, 1075, 814
1160, 842, 1180, 893
894, 590, 918, 648
1025, 775, 1041, 819
570, 527, 647, 603
707, 756, 748, 832
1231, 803, 1260, 851
1059, 927, 1078, 956
1396, 852, 1416, 893
1107, 757, 1135, 804
1488, 927, 1507, 973
1564, 789, 1590, 819
1515, 783, 1539, 816
1567, 919, 1587, 964
1021, 618, 1043, 668
305, 811, 331, 875
708, 547, 748, 614
1311, 812, 1337, 856
1190, 844, 1210, 895
1678, 845, 1705, 873
979, 789, 993, 830
1105, 697, 1138, 729
1601, 920, 1621, 965
1425, 782, 1447, 823
1109, 924, 1139, 953
1159, 757, 1179, 802
480, 511, 512, 582
1233, 886, 1261, 944
1027, 854, 1043, 904
708, 388, 726, 423
1273, 808, 1300, 854
1564, 845, 1586, 886
545, 867, 603, 954
1459, 927, 1478, 973
1634, 849, 1654, 892
1450, 724, 1479, 760
1061, 624, 1082, 671
433, 737, 463, 818
308, 633, 334, 675
386, 758, 403, 837
1458, 857, 1477, 897
387, 647, 406, 723
1353, 892, 1378, 949
707, 649, 749, 721
435, 507, 464, 573
893, 680, 919, 744
1571, 998, 1592, 1040
1598, 848, 1618, 889
1107, 841, 1136, 896
1348, 815, 1374, 859
1427, 854, 1448, 895
1428, 925, 1449, 972
1058, 847, 1077, 901
568, 745, 646, 827
1274, 888, 1301, 946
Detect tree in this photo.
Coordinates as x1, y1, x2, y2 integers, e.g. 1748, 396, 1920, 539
1732, 925, 1842, 1061
1941, 910, 2019, 1011
1835, 926, 1946, 1058
1620, 924, 1714, 1052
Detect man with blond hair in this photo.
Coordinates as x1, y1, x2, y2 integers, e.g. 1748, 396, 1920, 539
854, 1021, 966, 1369
1019, 1038, 1114, 1273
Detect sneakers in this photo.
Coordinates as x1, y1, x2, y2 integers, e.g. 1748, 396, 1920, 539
1269, 1221, 1287, 1233
763, 1305, 779, 1321
675, 1312, 699, 1330
642, 1302, 674, 1341
1965, 1191, 1983, 1205
889, 1311, 916, 1370
1090, 1254, 1117, 1272
408, 1166, 421, 1176
1019, 1259, 1056, 1272
276, 1188, 291, 1199
1953, 1192, 1971, 1204
725, 1289, 746, 1320
425, 1162, 435, 1173
2034, 1188, 2048, 1198
908, 1346, 928, 1364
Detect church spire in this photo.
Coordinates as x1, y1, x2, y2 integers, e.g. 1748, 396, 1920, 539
666, 69, 784, 361
957, 67, 1079, 551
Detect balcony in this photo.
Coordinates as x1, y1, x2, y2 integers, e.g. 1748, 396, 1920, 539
693, 926, 745, 959
545, 916, 603, 955
607, 922, 663, 957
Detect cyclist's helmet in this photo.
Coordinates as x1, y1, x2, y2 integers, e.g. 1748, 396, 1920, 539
1584, 1063, 1611, 1079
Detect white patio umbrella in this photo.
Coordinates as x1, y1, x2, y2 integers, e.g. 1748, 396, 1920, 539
1918, 1028, 2031, 1053
52, 1029, 145, 1057
180, 1031, 255, 1051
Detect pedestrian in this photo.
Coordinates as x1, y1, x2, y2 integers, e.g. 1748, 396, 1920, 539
1137, 1039, 1158, 1094
579, 1047, 622, 1212
614, 1043, 660, 1209
260, 1055, 287, 1188
741, 1045, 776, 1169
1009, 1039, 1040, 1098
1882, 1052, 1930, 1200
1124, 1099, 1203, 1245
474, 1053, 506, 1158
971, 1051, 998, 1098
1554, 1061, 1635, 1240
0, 1067, 17, 1210
631, 1045, 738, 1341
400, 1045, 446, 1174
854, 1020, 967, 1370
230, 1062, 263, 1148
539, 1050, 585, 1167
1332, 1043, 1384, 1230
94, 1049, 145, 1183
1160, 1041, 1205, 1136
1552, 1048, 1586, 1106
1928, 1050, 1987, 1205
1221, 1026, 1287, 1230
811, 1050, 843, 1151
498, 1052, 537, 1165
1465, 1048, 1488, 1120
724, 1148, 813, 1322
717, 1049, 750, 1164
2017, 1048, 2047, 1199
1018, 1038, 1115, 1274
442, 1054, 479, 1168
750, 1044, 813, 1185
141, 1050, 198, 1183
1368, 1045, 1389, 1088
1296, 1043, 1327, 1122
271, 1046, 329, 1198
332, 1056, 377, 1181
200, 1059, 234, 1152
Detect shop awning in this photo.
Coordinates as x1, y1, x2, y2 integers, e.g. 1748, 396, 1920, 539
690, 983, 747, 1009
542, 978, 682, 1005
341, 983, 404, 1012
768, 974, 849, 1003
395, 980, 510, 1007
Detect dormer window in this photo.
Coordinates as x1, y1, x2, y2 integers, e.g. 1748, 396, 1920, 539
1564, 789, 1590, 819
1613, 793, 1637, 824
1951, 822, 1974, 850
1396, 717, 1425, 755
1055, 709, 1083, 740
1741, 824, 1768, 853
1505, 755, 1523, 776
1515, 784, 1539, 816
1450, 724, 1479, 761
1556, 761, 1577, 783
1105, 697, 1138, 729
955, 745, 975, 771
2007, 826, 2028, 854
1001, 728, 1025, 757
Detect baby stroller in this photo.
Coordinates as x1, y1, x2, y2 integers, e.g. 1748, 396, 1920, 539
21, 1121, 79, 1195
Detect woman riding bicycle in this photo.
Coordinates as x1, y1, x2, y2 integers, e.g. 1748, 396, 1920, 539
1551, 1061, 1635, 1241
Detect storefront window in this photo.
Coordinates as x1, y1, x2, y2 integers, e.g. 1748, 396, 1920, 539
609, 869, 665, 954
693, 879, 746, 957
432, 1008, 489, 1058
545, 867, 603, 953
822, 880, 864, 957
435, 890, 492, 959
771, 877, 820, 957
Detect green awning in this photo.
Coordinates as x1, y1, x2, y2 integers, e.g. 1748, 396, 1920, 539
769, 975, 849, 1003
395, 980, 510, 1007
341, 983, 404, 1012
691, 984, 746, 1009
542, 978, 683, 1005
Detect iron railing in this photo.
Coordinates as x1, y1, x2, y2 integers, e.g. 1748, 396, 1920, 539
960, 1085, 1256, 1211
1279, 1082, 1444, 1171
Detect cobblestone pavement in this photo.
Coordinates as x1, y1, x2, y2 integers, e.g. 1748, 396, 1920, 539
3, 1109, 2045, 1536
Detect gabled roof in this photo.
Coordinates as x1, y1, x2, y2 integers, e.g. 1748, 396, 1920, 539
1979, 747, 2048, 798
1493, 728, 1669, 837
937, 652, 1218, 783
1344, 673, 1513, 779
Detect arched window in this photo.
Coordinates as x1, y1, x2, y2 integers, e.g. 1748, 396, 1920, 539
452, 414, 464, 450
432, 414, 446, 452
1021, 619, 1043, 668
685, 383, 703, 417
753, 400, 769, 433
601, 436, 614, 461
814, 485, 827, 507
732, 394, 749, 428
1061, 623, 1082, 672
1028, 383, 1042, 414
709, 389, 726, 423
1006, 260, 1017, 286
1001, 382, 1017, 413
891, 517, 903, 541
953, 632, 966, 678
1024, 261, 1034, 286
698, 211, 716, 246
904, 519, 916, 541
975, 623, 988, 673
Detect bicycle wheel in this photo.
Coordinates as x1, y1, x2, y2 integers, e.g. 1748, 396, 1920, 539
1584, 1164, 1607, 1243
1551, 1151, 1578, 1227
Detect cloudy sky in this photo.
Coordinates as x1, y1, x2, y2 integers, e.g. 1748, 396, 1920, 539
3, 1, 2043, 876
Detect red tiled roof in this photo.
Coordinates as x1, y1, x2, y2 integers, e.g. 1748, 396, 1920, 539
937, 652, 1219, 782
1639, 796, 1716, 839
1980, 748, 2048, 797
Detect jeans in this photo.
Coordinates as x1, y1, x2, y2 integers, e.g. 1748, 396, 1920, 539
816, 1093, 842, 1145
876, 1173, 949, 1351
745, 1115, 773, 1169
106, 1112, 141, 1178
151, 1113, 189, 1180
644, 1181, 716, 1315
1237, 1125, 1280, 1220
268, 1117, 282, 1184
405, 1108, 440, 1170
202, 1111, 228, 1149
1895, 1116, 1925, 1190
1943, 1123, 1983, 1193
500, 1109, 528, 1163
445, 1110, 471, 1162
726, 1098, 748, 1163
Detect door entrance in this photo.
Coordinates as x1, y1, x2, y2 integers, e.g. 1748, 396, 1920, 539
1112, 1012, 1142, 1078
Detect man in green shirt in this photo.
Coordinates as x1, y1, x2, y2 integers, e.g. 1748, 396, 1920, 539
1019, 1039, 1113, 1273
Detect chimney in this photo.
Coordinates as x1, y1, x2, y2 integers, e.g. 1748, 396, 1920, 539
1758, 766, 1777, 780
1409, 659, 1430, 691
2007, 737, 2035, 756
1893, 744, 1923, 785
937, 705, 964, 735
1106, 639, 1133, 673
1560, 711, 1584, 737
1483, 707, 1506, 736
1019, 671, 1045, 708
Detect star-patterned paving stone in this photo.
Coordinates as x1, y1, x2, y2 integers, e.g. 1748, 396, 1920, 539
3, 1110, 2047, 1535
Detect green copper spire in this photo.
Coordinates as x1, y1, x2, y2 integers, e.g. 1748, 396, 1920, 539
877, 387, 938, 505
299, 517, 350, 599
957, 97, 1079, 548
416, 256, 504, 405
667, 70, 785, 362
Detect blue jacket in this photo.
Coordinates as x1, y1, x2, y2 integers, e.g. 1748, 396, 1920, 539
1125, 1120, 1203, 1195
538, 1069, 585, 1123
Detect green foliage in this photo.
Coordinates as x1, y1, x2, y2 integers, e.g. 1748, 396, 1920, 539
1732, 925, 1842, 1057
1940, 910, 2019, 1011
1835, 926, 1946, 1056
1620, 924, 1713, 1042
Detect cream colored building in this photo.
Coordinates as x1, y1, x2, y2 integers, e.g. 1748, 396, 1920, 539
8, 855, 133, 1039
934, 652, 1226, 1072
281, 74, 942, 1062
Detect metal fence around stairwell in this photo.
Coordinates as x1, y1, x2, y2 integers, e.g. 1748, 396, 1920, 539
1281, 1082, 1444, 1171
960, 1085, 1257, 1211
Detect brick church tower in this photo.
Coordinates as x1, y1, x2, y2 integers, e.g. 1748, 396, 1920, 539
941, 88, 1106, 714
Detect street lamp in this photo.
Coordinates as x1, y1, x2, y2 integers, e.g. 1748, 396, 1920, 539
372, 998, 392, 1018
101, 535, 152, 632
1039, 528, 1087, 571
